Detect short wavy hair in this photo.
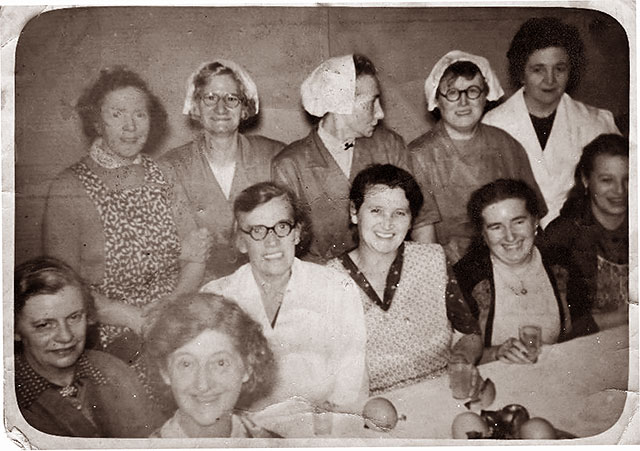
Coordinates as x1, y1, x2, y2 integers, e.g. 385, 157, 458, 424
76, 66, 168, 154
507, 17, 585, 93
467, 178, 542, 235
353, 53, 377, 78
144, 293, 276, 408
188, 62, 258, 129
14, 256, 96, 328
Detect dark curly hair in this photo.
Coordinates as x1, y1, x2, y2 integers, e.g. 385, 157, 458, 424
467, 178, 542, 236
353, 53, 377, 78
507, 17, 585, 93
560, 133, 628, 218
144, 292, 276, 409
76, 66, 168, 154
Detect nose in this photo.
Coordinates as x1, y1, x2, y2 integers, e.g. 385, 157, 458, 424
194, 365, 211, 393
613, 180, 626, 196
459, 92, 469, 106
263, 229, 279, 246
381, 212, 393, 230
56, 322, 74, 343
214, 98, 227, 114
374, 99, 385, 120
503, 226, 516, 242
123, 114, 136, 131
544, 68, 556, 85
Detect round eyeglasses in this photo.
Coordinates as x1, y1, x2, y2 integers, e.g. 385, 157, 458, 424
240, 221, 296, 241
438, 86, 484, 102
200, 92, 243, 109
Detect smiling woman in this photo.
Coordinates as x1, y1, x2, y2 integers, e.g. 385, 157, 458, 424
14, 257, 162, 437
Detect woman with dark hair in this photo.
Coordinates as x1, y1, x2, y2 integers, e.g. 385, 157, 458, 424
43, 67, 210, 387
327, 164, 482, 394
201, 181, 367, 411
273, 53, 440, 263
542, 134, 628, 331
161, 59, 285, 280
483, 17, 620, 228
451, 179, 583, 364
410, 50, 545, 263
144, 293, 280, 438
14, 256, 162, 437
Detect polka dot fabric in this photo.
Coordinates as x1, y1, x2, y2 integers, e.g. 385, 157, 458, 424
329, 242, 453, 394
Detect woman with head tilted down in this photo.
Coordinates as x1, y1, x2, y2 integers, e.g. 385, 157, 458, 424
409, 50, 545, 263
451, 179, 587, 364
201, 182, 368, 411
42, 67, 210, 409
161, 60, 285, 280
326, 164, 483, 394
144, 293, 280, 438
542, 134, 629, 333
14, 257, 162, 437
483, 17, 620, 228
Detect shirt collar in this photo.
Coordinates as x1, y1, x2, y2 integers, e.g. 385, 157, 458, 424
317, 120, 355, 153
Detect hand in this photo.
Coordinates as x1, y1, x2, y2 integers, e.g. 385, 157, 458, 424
494, 337, 532, 364
180, 227, 213, 263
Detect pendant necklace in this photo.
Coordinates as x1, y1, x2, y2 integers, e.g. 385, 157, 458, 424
492, 257, 530, 297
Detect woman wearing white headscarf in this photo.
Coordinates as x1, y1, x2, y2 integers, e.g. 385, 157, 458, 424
161, 60, 285, 280
409, 50, 546, 263
273, 54, 440, 263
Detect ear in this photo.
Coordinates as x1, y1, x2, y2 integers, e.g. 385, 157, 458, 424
242, 369, 250, 384
236, 233, 248, 254
293, 223, 301, 246
159, 367, 171, 386
241, 109, 249, 121
581, 173, 589, 190
349, 201, 358, 224
14, 331, 22, 342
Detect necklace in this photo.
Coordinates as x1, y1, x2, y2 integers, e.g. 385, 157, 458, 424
491, 257, 531, 297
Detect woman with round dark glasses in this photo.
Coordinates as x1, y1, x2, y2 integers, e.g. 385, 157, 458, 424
161, 60, 285, 281
409, 50, 545, 263
201, 181, 368, 414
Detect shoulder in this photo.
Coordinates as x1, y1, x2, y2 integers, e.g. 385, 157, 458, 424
454, 246, 491, 283
405, 241, 445, 261
362, 125, 406, 149
46, 164, 87, 197
200, 264, 249, 294
84, 350, 139, 383
483, 90, 524, 124
295, 259, 358, 293
408, 127, 438, 152
562, 95, 618, 130
158, 141, 198, 166
273, 130, 315, 164
244, 134, 286, 153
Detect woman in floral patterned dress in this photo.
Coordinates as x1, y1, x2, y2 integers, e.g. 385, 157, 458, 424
42, 67, 210, 406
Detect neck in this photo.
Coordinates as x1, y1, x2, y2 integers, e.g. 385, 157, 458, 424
176, 409, 233, 438
493, 248, 535, 274
321, 115, 355, 142
25, 353, 75, 387
203, 132, 239, 166
351, 244, 397, 274
443, 121, 478, 141
252, 266, 292, 293
523, 90, 560, 118
591, 204, 626, 231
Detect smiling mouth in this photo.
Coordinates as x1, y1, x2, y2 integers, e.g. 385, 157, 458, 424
194, 394, 221, 404
375, 232, 395, 239
50, 346, 78, 356
264, 252, 284, 260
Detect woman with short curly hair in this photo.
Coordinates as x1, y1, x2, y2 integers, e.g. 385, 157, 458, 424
144, 293, 279, 438
483, 17, 620, 228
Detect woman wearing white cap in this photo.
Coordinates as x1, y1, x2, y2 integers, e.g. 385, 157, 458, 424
161, 60, 285, 280
409, 50, 546, 263
273, 54, 440, 263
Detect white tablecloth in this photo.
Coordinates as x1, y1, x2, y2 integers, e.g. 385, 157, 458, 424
254, 325, 632, 441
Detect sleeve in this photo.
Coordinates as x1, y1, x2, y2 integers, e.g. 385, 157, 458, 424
446, 259, 482, 335
156, 160, 198, 244
327, 276, 368, 410
42, 171, 83, 270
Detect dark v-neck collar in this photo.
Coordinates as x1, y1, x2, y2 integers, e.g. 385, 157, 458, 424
340, 243, 405, 311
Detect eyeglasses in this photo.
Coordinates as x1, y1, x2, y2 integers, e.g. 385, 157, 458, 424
438, 86, 484, 102
240, 221, 296, 241
200, 92, 243, 109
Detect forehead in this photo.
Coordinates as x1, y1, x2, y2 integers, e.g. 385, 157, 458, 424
238, 196, 294, 226
363, 184, 409, 205
101, 86, 148, 109
592, 154, 629, 175
201, 73, 241, 94
481, 198, 529, 223
19, 286, 85, 321
526, 46, 569, 65
355, 74, 380, 98
171, 329, 237, 358
440, 72, 484, 90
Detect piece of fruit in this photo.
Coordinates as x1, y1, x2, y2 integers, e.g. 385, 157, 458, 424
499, 404, 530, 438
480, 409, 502, 438
452, 411, 489, 439
363, 397, 398, 431
464, 378, 496, 409
518, 417, 557, 439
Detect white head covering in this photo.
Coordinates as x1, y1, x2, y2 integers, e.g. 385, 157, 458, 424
182, 59, 259, 116
424, 50, 504, 111
300, 54, 356, 117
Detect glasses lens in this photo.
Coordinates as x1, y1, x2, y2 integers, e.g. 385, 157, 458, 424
202, 93, 220, 107
223, 94, 242, 108
273, 221, 293, 238
249, 225, 268, 241
466, 86, 483, 100
445, 89, 461, 102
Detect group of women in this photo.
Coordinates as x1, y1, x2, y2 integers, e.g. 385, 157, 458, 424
15, 16, 628, 439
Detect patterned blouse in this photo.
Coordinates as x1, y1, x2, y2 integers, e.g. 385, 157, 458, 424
328, 242, 463, 394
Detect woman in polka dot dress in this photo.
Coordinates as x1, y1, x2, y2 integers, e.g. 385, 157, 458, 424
327, 164, 482, 394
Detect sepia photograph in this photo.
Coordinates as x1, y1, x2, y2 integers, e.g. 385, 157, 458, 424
1, 0, 637, 448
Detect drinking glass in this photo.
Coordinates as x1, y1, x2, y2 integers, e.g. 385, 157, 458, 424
519, 325, 542, 363
448, 361, 476, 399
